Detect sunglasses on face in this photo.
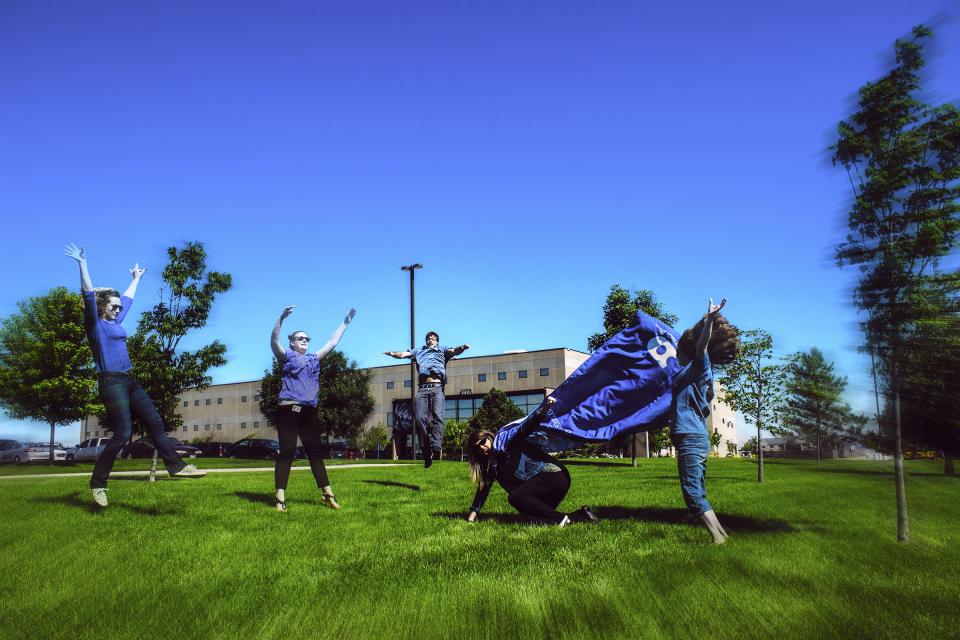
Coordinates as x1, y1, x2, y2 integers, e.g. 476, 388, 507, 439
108, 304, 123, 312
293, 336, 311, 342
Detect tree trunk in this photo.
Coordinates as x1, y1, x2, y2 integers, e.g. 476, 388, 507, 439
631, 435, 637, 467
816, 423, 821, 468
150, 448, 158, 483
893, 389, 909, 543
944, 451, 955, 477
48, 421, 56, 465
757, 422, 764, 483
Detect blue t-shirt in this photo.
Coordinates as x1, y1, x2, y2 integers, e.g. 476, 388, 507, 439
670, 351, 714, 436
409, 345, 450, 381
279, 348, 321, 407
82, 290, 134, 373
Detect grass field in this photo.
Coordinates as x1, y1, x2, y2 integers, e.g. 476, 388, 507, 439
0, 457, 957, 640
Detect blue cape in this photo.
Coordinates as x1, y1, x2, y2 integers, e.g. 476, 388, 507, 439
495, 311, 681, 454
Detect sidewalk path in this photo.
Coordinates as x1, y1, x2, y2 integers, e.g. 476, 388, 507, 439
0, 463, 415, 481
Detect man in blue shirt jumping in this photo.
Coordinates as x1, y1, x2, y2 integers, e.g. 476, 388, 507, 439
384, 331, 469, 467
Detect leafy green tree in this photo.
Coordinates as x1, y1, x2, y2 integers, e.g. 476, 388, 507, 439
647, 424, 672, 457
710, 428, 722, 458
588, 285, 679, 352
783, 348, 867, 466
120, 242, 232, 436
832, 26, 959, 541
467, 388, 524, 435
259, 351, 374, 445
359, 422, 391, 459
717, 329, 786, 483
897, 278, 960, 475
443, 419, 469, 460
0, 288, 101, 463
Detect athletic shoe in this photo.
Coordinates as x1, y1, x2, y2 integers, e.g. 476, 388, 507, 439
322, 494, 341, 510
91, 488, 108, 507
574, 506, 599, 524
423, 449, 433, 468
276, 500, 287, 512
557, 515, 571, 527
171, 464, 206, 479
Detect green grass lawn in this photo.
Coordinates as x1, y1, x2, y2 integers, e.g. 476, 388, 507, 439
0, 457, 957, 640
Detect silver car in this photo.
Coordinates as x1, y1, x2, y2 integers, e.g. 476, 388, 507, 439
0, 442, 66, 463
65, 438, 113, 462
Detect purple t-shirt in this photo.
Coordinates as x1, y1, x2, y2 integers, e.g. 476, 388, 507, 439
279, 348, 321, 406
82, 290, 134, 373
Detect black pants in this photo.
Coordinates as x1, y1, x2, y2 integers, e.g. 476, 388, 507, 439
275, 404, 330, 491
508, 467, 571, 524
92, 373, 185, 488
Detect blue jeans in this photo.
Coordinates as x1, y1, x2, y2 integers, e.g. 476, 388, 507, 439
91, 373, 186, 488
414, 384, 444, 453
672, 431, 712, 516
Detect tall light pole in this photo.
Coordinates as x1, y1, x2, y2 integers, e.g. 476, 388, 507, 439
401, 263, 422, 459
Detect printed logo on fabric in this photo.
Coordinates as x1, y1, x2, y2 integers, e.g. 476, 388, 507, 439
646, 334, 677, 369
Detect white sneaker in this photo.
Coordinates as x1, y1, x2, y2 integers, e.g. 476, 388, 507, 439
172, 464, 206, 479
276, 500, 287, 512
322, 494, 341, 510
91, 488, 108, 507
557, 515, 571, 527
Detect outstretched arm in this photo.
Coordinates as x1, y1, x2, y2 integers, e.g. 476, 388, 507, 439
271, 306, 295, 361
316, 308, 357, 360
445, 344, 470, 358
64, 244, 93, 292
384, 349, 413, 359
121, 263, 146, 299
693, 298, 727, 356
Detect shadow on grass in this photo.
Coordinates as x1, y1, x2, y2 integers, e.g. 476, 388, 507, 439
432, 511, 533, 525
362, 480, 421, 491
32, 492, 181, 516
591, 506, 796, 534
562, 460, 634, 468
234, 491, 274, 506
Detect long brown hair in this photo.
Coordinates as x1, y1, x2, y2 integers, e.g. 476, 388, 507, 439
676, 313, 740, 366
83, 288, 121, 318
467, 430, 495, 487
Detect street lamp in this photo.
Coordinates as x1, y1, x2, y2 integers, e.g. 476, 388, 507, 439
401, 263, 422, 459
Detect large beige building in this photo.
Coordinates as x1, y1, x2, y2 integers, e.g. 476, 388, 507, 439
80, 347, 738, 454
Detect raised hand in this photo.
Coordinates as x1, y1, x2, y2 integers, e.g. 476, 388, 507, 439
345, 308, 357, 324
280, 305, 295, 320
130, 263, 147, 279
707, 297, 727, 316
64, 243, 86, 262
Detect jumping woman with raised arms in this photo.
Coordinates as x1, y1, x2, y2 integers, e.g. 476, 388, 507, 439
65, 243, 205, 507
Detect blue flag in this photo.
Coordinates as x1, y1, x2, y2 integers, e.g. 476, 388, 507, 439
494, 311, 681, 453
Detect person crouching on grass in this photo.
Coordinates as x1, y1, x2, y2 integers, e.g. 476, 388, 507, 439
670, 298, 739, 544
466, 397, 598, 527
65, 243, 206, 508
270, 305, 356, 512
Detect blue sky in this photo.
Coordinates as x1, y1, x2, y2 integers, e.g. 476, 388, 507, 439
1, 1, 957, 445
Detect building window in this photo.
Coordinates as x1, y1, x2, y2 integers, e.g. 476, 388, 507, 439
254, 421, 260, 428
193, 425, 199, 431
509, 392, 546, 416
241, 395, 247, 402
216, 424, 222, 430
518, 370, 528, 379
254, 394, 261, 401
387, 381, 395, 389
478, 373, 486, 382
386, 413, 393, 427
205, 399, 211, 405
497, 372, 506, 381
241, 422, 247, 429
217, 398, 223, 405
94, 431, 99, 437
181, 426, 188, 432
404, 380, 412, 388
183, 401, 189, 407
194, 400, 199, 406
204, 424, 210, 431
539, 368, 549, 377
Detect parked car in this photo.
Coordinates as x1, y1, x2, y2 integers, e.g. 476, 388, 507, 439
195, 441, 232, 458
65, 437, 113, 462
122, 437, 200, 459
0, 442, 66, 463
225, 438, 281, 460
